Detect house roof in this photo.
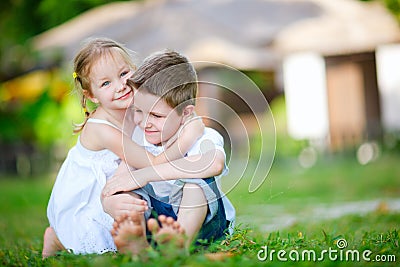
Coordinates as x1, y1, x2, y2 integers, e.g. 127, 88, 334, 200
32, 0, 400, 70
273, 0, 400, 55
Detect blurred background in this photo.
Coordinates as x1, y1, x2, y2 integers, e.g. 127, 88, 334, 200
1, 0, 400, 176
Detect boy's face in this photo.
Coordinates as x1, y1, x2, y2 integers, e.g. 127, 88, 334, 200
133, 90, 187, 146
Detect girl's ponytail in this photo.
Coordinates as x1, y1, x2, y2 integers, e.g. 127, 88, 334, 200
72, 72, 91, 133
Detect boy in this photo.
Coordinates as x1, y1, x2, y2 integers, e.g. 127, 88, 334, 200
102, 50, 235, 252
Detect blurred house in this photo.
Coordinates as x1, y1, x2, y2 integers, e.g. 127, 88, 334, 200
31, 0, 400, 152
276, 1, 400, 151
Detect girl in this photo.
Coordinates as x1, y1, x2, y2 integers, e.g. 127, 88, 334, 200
42, 38, 204, 257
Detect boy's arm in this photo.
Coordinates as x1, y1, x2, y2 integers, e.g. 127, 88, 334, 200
102, 149, 225, 197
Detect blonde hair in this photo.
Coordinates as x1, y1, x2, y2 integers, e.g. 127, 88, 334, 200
72, 37, 136, 133
128, 50, 197, 114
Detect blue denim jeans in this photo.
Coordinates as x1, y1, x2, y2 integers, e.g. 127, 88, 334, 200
147, 177, 228, 244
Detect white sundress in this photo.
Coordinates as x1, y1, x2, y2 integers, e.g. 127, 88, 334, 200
47, 118, 126, 254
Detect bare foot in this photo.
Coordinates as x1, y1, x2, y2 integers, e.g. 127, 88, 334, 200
111, 211, 149, 256
42, 227, 65, 259
148, 215, 186, 249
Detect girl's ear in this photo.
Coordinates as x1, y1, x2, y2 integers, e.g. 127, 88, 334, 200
181, 105, 195, 124
83, 89, 99, 104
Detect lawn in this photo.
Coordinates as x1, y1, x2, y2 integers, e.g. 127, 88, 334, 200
0, 151, 399, 266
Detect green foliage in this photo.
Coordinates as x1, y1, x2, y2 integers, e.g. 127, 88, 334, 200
359, 0, 400, 23
0, 0, 134, 42
0, 88, 81, 148
0, 0, 135, 80
37, 0, 129, 31
384, 0, 400, 21
0, 70, 83, 175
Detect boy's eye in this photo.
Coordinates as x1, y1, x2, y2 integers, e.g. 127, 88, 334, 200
134, 109, 142, 113
151, 114, 163, 119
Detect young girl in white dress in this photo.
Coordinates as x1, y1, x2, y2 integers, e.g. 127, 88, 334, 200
42, 38, 204, 257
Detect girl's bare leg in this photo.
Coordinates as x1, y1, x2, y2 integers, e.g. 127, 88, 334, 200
42, 227, 65, 259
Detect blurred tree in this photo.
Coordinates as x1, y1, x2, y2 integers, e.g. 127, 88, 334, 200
384, 0, 400, 21
37, 0, 130, 30
0, 0, 143, 175
360, 0, 400, 22
0, 0, 137, 81
0, 0, 398, 80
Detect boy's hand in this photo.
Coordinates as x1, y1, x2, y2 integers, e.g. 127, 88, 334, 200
101, 192, 148, 219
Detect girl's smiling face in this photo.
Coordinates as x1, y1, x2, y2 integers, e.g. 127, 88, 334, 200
86, 52, 134, 110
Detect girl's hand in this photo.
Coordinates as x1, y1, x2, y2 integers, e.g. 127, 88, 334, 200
102, 161, 148, 197
165, 112, 204, 148
182, 111, 204, 138
101, 192, 148, 219
102, 168, 147, 197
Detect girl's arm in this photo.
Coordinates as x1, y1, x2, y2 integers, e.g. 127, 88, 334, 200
102, 149, 225, 197
94, 116, 203, 169
152, 115, 205, 165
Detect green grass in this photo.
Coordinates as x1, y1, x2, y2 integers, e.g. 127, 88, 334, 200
0, 152, 399, 266
228, 152, 400, 217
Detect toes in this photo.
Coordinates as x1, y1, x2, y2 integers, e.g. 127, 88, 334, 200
179, 227, 185, 234
165, 216, 174, 225
111, 228, 117, 237
158, 215, 175, 228
129, 211, 141, 224
115, 213, 127, 224
147, 218, 159, 233
172, 221, 179, 228
158, 214, 167, 223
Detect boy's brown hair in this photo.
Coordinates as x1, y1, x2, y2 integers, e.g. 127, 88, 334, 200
128, 50, 198, 113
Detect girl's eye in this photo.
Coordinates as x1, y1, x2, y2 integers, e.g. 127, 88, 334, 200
121, 70, 130, 78
101, 81, 110, 87
134, 109, 142, 113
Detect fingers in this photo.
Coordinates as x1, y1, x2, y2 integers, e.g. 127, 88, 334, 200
119, 194, 148, 212
126, 202, 148, 212
101, 188, 111, 198
102, 181, 121, 197
130, 197, 147, 206
102, 182, 113, 197
112, 205, 147, 218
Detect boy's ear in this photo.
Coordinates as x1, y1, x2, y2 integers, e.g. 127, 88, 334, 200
83, 89, 99, 104
181, 105, 195, 124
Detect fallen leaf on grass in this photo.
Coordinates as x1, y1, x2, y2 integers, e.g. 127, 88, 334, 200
204, 252, 234, 261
